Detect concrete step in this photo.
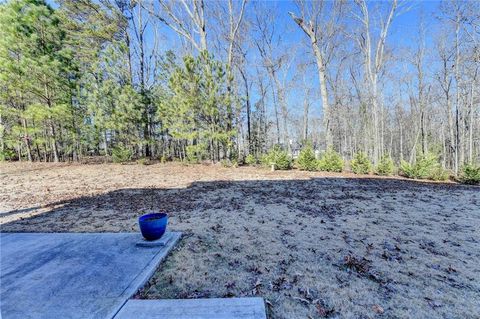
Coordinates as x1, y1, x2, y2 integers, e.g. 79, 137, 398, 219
114, 297, 267, 319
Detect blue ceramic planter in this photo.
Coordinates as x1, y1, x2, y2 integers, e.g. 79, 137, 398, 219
138, 212, 168, 241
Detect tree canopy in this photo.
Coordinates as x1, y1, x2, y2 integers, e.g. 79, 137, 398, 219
0, 0, 479, 174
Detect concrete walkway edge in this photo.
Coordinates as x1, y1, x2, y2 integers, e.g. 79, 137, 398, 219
108, 232, 182, 319
114, 297, 267, 319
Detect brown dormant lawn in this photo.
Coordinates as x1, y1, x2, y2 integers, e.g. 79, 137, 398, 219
1, 162, 479, 319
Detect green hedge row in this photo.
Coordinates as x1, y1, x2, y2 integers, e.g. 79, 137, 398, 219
289, 145, 478, 184
109, 143, 479, 185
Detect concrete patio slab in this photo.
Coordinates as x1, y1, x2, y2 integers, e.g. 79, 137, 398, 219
136, 233, 173, 247
0, 232, 181, 319
114, 297, 267, 319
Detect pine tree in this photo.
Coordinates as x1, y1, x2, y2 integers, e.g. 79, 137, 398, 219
0, 0, 76, 161
158, 52, 232, 161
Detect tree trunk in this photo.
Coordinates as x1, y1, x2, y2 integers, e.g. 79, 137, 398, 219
103, 131, 109, 156
421, 110, 426, 155
289, 12, 333, 150
312, 44, 332, 149
239, 68, 252, 153
50, 123, 59, 162
371, 79, 380, 163
269, 74, 281, 145
303, 94, 309, 141
0, 113, 4, 159
272, 73, 289, 150
399, 121, 403, 162
468, 75, 476, 163
454, 11, 461, 173
197, 0, 207, 51
22, 118, 32, 162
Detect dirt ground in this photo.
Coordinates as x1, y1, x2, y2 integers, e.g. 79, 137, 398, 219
1, 162, 479, 319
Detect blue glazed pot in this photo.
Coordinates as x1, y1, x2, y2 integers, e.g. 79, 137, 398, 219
138, 212, 168, 241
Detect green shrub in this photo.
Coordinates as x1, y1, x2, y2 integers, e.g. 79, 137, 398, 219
137, 157, 150, 165
375, 154, 395, 176
429, 166, 450, 181
186, 144, 207, 163
245, 154, 256, 165
411, 153, 438, 179
399, 161, 415, 178
112, 145, 132, 163
350, 152, 372, 174
220, 159, 238, 168
221, 159, 231, 167
296, 144, 317, 171
261, 145, 292, 170
260, 154, 269, 166
400, 153, 447, 180
317, 148, 343, 172
0, 149, 15, 161
460, 164, 480, 185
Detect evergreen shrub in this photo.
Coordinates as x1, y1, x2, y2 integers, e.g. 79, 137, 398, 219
351, 152, 372, 174
261, 145, 292, 170
375, 154, 395, 176
112, 145, 132, 163
317, 148, 343, 172
460, 164, 480, 185
297, 144, 318, 171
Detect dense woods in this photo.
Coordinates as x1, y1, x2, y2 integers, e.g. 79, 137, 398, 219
0, 0, 479, 178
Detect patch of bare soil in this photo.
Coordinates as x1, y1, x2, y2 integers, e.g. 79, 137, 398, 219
1, 162, 479, 319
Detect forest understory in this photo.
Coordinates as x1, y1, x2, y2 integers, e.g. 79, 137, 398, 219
1, 162, 479, 319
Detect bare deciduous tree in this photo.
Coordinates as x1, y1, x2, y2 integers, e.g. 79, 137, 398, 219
289, 0, 345, 150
